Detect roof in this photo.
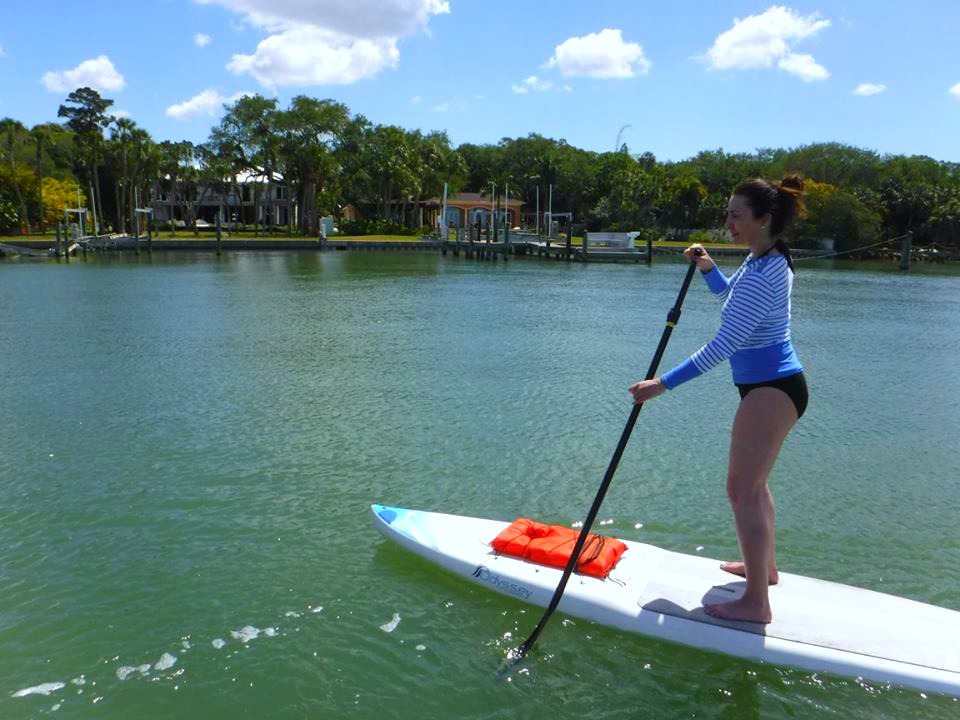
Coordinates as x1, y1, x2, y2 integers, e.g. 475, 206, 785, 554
428, 192, 525, 206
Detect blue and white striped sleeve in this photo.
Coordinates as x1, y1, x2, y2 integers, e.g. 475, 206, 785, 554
702, 266, 731, 300
660, 272, 776, 389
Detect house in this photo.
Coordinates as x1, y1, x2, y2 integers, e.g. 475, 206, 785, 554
152, 170, 294, 227
424, 192, 525, 228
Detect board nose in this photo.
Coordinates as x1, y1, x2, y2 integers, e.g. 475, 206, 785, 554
371, 504, 398, 524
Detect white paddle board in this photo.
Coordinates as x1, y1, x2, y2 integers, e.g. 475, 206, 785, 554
370, 504, 960, 696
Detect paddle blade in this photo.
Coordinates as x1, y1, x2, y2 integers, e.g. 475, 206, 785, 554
495, 642, 531, 680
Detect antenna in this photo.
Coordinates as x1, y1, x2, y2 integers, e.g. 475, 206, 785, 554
615, 124, 631, 152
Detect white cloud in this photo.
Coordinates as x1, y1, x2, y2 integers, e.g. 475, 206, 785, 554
854, 82, 885, 96
199, 0, 447, 87
165, 89, 253, 119
474, 93, 485, 100
410, 95, 421, 104
113, 109, 132, 119
705, 6, 830, 81
195, 33, 212, 47
227, 26, 399, 87
0, 45, 5, 57
198, 0, 449, 39
950, 83, 960, 100
433, 102, 449, 112
546, 29, 650, 79
777, 53, 828, 82
42, 55, 126, 93
511, 75, 553, 94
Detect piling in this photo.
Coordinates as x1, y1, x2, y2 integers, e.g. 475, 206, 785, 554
900, 231, 912, 270
55, 221, 63, 259
216, 212, 223, 256
646, 236, 653, 265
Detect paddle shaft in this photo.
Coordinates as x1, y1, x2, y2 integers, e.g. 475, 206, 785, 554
511, 255, 701, 661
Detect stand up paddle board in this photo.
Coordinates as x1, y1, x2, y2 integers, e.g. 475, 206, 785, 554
370, 504, 960, 696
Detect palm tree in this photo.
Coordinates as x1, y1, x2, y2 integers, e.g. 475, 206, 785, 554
109, 117, 136, 232
30, 125, 47, 233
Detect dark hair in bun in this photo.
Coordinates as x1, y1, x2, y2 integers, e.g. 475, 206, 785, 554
733, 175, 806, 272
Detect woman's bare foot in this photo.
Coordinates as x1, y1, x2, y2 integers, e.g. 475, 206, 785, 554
720, 561, 779, 585
704, 598, 772, 624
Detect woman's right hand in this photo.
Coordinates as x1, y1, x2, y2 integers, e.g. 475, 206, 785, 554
685, 244, 715, 272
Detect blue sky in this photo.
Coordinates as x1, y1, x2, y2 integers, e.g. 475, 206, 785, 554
1, 1, 958, 162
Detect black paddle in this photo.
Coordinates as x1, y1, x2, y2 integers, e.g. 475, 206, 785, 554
500, 250, 702, 672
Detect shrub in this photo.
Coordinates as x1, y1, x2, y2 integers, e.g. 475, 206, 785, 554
338, 217, 419, 236
687, 230, 715, 245
0, 196, 19, 234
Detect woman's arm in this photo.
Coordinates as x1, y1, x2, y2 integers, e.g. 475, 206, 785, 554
686, 244, 731, 299
659, 272, 776, 389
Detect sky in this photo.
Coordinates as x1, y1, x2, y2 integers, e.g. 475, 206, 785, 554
1, 0, 958, 162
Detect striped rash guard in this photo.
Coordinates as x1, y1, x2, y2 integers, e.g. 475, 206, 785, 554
660, 254, 802, 389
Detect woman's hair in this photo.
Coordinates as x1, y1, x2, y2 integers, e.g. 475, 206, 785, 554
733, 175, 806, 272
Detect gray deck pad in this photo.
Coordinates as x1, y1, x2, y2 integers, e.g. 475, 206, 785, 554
638, 551, 960, 674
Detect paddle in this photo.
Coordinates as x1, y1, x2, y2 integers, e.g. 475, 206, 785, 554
500, 250, 702, 672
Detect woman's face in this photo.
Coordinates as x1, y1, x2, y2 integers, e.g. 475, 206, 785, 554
725, 194, 769, 247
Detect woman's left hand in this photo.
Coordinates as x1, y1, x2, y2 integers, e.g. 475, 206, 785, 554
629, 378, 666, 404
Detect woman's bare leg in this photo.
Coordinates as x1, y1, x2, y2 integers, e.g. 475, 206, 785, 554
720, 486, 779, 584
705, 387, 797, 623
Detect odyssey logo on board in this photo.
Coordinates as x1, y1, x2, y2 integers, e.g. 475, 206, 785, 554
471, 566, 533, 601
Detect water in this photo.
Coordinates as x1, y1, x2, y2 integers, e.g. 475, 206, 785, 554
1, 251, 958, 719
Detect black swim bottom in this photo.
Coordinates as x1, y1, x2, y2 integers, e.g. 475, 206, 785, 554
736, 372, 808, 419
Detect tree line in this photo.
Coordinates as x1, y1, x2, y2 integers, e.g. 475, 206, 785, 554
2, 87, 959, 250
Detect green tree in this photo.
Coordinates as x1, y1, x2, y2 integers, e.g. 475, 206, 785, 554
880, 179, 937, 236
40, 176, 85, 229
411, 129, 465, 228
776, 143, 881, 188
928, 193, 960, 249
211, 95, 281, 235
799, 180, 881, 251
58, 87, 114, 233
276, 96, 349, 235
157, 140, 198, 233
196, 142, 236, 232
0, 119, 32, 233
659, 173, 707, 235
107, 117, 135, 232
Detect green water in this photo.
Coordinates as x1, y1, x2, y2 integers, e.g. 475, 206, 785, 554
1, 251, 958, 719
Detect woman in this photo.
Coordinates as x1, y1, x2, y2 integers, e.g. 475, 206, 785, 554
629, 176, 808, 624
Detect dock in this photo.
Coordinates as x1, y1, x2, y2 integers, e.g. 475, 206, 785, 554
1, 234, 930, 264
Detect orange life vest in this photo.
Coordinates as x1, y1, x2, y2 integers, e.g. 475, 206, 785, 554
490, 518, 627, 578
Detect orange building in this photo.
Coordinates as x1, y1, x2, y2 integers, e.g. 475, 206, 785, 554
425, 192, 525, 228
